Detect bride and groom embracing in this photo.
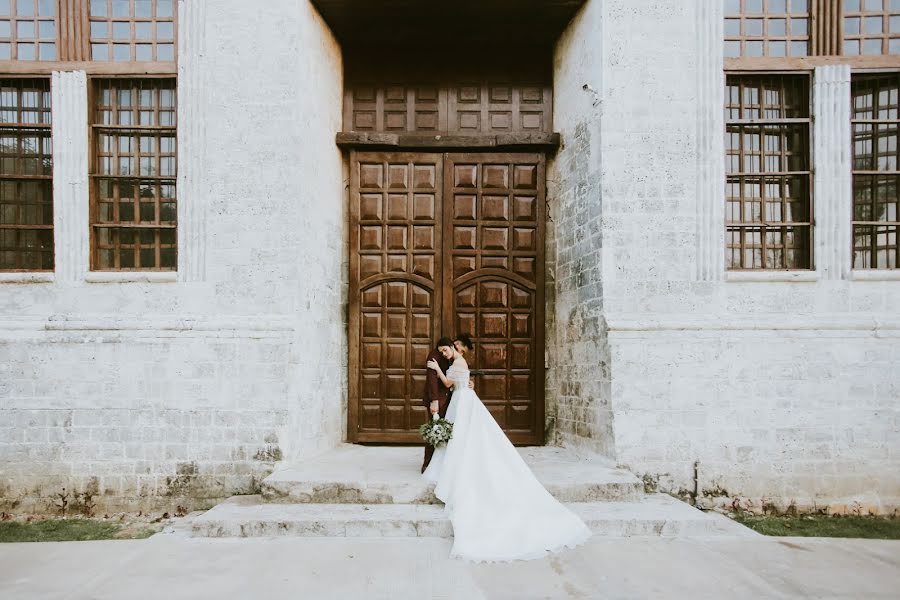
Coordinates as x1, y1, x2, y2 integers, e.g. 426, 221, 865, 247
418, 334, 591, 562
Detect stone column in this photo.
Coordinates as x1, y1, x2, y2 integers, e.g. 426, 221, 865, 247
176, 0, 208, 282
694, 0, 725, 281
51, 70, 89, 282
813, 65, 852, 279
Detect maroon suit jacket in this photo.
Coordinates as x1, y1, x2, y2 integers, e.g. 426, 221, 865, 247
422, 349, 450, 409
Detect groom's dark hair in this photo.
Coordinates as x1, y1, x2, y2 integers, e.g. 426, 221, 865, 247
435, 337, 454, 349
454, 333, 474, 350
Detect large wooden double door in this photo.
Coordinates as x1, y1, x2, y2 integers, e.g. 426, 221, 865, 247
348, 151, 545, 445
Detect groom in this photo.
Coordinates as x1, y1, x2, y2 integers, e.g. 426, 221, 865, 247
420, 334, 474, 473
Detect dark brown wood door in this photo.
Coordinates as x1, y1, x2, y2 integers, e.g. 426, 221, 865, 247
443, 154, 545, 445
349, 151, 545, 444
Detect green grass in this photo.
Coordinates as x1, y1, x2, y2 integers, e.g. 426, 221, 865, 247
732, 514, 900, 539
0, 519, 157, 543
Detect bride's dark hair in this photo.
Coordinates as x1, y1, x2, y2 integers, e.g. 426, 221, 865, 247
435, 336, 454, 349
454, 333, 474, 351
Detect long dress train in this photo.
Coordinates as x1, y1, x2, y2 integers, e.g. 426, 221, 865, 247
422, 364, 591, 562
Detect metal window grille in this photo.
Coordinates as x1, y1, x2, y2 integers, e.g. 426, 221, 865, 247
725, 74, 813, 269
0, 77, 52, 271
90, 77, 176, 270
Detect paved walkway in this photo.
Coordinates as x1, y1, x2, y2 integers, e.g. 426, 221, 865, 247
1, 534, 898, 599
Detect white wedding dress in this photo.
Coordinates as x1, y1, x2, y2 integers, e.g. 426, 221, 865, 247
422, 361, 592, 562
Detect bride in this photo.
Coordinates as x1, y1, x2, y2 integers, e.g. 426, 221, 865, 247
421, 335, 591, 562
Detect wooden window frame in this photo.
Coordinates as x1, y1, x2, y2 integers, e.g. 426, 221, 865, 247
726, 1, 900, 71
0, 1, 177, 272
0, 0, 61, 61
843, 1, 900, 58
0, 74, 53, 271
725, 0, 813, 60
87, 73, 176, 271
725, 72, 814, 270
87, 0, 175, 63
0, 0, 176, 74
851, 70, 900, 269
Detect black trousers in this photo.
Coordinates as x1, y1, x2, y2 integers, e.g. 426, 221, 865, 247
421, 390, 452, 473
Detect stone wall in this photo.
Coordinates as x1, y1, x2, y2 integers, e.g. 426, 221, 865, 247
610, 320, 900, 514
555, 0, 900, 512
547, 0, 613, 454
0, 0, 345, 514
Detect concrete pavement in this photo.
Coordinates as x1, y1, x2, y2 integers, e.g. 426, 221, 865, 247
1, 533, 898, 599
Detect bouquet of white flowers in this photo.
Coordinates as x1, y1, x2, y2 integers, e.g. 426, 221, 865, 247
420, 413, 453, 448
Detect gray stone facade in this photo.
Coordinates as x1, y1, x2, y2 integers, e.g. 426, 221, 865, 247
1, 0, 898, 515
551, 0, 900, 514
0, 0, 345, 514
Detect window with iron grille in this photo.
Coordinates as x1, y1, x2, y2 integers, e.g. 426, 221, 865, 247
0, 0, 176, 272
726, 74, 812, 270
724, 1, 900, 273
0, 77, 52, 271
852, 73, 900, 269
90, 77, 175, 270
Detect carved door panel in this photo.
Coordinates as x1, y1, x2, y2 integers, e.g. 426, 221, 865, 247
443, 153, 545, 445
349, 152, 544, 444
349, 152, 443, 442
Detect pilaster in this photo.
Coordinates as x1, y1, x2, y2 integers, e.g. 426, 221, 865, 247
813, 65, 852, 279
177, 0, 208, 282
51, 70, 89, 282
695, 0, 726, 281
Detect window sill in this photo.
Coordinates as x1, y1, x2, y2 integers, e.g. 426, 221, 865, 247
850, 270, 900, 281
726, 271, 819, 282
85, 271, 177, 284
0, 272, 55, 284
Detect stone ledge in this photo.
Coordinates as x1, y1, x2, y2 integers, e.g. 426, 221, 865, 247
850, 269, 900, 282
725, 271, 819, 283
0, 314, 297, 334
606, 313, 900, 332
0, 272, 55, 284
84, 272, 178, 284
190, 494, 758, 539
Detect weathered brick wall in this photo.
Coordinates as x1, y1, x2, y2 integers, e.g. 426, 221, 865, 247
610, 324, 900, 514
0, 0, 346, 514
1, 331, 296, 513
548, 0, 614, 454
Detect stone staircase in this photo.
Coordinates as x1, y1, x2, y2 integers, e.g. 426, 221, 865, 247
190, 445, 755, 539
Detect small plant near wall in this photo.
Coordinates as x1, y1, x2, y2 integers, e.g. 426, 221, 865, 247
54, 489, 69, 515
641, 473, 659, 494
761, 497, 778, 516
729, 496, 751, 514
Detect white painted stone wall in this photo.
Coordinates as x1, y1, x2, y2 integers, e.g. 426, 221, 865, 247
4, 0, 897, 516
553, 0, 900, 512
0, 0, 345, 513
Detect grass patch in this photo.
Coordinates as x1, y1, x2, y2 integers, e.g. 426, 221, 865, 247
0, 519, 157, 543
732, 514, 900, 539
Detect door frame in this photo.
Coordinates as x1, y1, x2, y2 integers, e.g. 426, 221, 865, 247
347, 150, 546, 445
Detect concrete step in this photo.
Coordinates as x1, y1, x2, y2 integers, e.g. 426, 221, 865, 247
262, 444, 644, 504
191, 494, 758, 539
